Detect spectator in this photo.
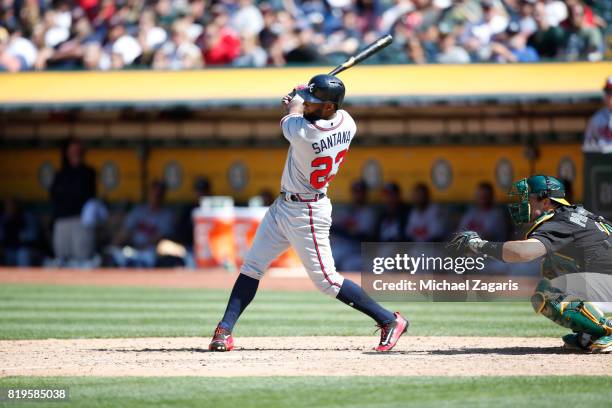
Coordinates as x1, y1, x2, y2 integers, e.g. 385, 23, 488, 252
200, 5, 241, 66
231, 0, 264, 37
514, 0, 537, 35
106, 18, 142, 69
49, 138, 97, 265
436, 31, 470, 63
405, 183, 447, 242
154, 175, 209, 268
416, 23, 441, 63
380, 0, 414, 34
153, 19, 203, 70
563, 0, 607, 30
0, 28, 37, 71
583, 76, 612, 153
110, 180, 174, 267
456, 182, 508, 242
155, 0, 178, 29
527, 2, 565, 59
463, 0, 509, 61
490, 29, 539, 62
331, 180, 377, 271
320, 8, 361, 64
561, 178, 575, 203
543, 0, 568, 27
0, 198, 42, 266
439, 0, 483, 33
354, 0, 384, 34
174, 177, 211, 253
138, 9, 168, 66
258, 189, 276, 207
562, 1, 604, 61
37, 11, 102, 70
0, 26, 18, 71
233, 33, 267, 67
284, 27, 323, 64
188, 0, 207, 23
377, 182, 408, 242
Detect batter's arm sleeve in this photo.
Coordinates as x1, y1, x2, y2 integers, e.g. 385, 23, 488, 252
280, 114, 308, 142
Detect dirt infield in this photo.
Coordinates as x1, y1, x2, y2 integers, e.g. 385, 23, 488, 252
2, 269, 610, 378
1, 336, 609, 377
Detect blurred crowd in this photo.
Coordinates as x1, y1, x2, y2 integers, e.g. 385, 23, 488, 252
0, 0, 609, 72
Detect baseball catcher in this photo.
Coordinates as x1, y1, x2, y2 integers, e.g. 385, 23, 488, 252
449, 175, 612, 353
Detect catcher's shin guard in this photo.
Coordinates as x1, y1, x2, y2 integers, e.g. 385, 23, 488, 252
531, 280, 612, 338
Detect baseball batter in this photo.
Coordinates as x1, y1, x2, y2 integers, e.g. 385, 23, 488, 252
209, 74, 408, 352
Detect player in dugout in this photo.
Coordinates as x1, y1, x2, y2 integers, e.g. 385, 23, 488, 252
449, 175, 612, 353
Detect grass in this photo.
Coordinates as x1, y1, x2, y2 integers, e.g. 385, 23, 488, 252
0, 283, 569, 340
0, 376, 610, 408
0, 284, 608, 408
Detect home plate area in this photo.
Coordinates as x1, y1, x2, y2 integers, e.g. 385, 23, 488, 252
1, 336, 609, 378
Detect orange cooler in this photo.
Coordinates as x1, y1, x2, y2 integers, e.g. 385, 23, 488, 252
233, 206, 302, 268
193, 206, 236, 268
234, 207, 268, 265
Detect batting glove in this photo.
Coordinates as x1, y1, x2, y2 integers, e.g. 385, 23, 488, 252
282, 84, 308, 105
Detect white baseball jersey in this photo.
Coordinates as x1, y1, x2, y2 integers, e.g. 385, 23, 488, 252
280, 109, 357, 194
583, 107, 612, 153
238, 109, 357, 297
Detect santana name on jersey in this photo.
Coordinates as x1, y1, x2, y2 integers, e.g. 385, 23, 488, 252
312, 131, 352, 154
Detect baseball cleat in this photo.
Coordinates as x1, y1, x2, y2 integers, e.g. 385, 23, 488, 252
375, 312, 409, 352
590, 335, 612, 353
561, 332, 592, 352
209, 325, 234, 352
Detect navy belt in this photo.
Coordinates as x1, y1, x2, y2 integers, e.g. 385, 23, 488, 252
280, 192, 326, 202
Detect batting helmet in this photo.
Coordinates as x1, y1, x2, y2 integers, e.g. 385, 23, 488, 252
298, 74, 345, 108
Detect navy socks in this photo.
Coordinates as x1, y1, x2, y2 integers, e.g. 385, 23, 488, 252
218, 273, 260, 332
219, 275, 393, 331
336, 279, 395, 325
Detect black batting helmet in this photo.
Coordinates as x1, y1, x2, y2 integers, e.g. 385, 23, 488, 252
298, 74, 345, 108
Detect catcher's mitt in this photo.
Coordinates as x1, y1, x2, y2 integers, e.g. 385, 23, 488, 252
447, 230, 483, 254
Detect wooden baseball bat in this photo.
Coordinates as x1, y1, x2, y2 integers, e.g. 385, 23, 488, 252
328, 35, 393, 76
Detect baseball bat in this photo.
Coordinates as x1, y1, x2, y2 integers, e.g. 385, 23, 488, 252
328, 35, 393, 76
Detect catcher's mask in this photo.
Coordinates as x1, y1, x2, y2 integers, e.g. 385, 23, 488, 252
507, 175, 571, 225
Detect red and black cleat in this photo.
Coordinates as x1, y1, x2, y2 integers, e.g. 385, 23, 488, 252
209, 325, 234, 352
375, 312, 409, 352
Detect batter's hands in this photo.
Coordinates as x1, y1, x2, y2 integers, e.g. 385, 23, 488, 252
447, 231, 485, 255
282, 84, 307, 105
